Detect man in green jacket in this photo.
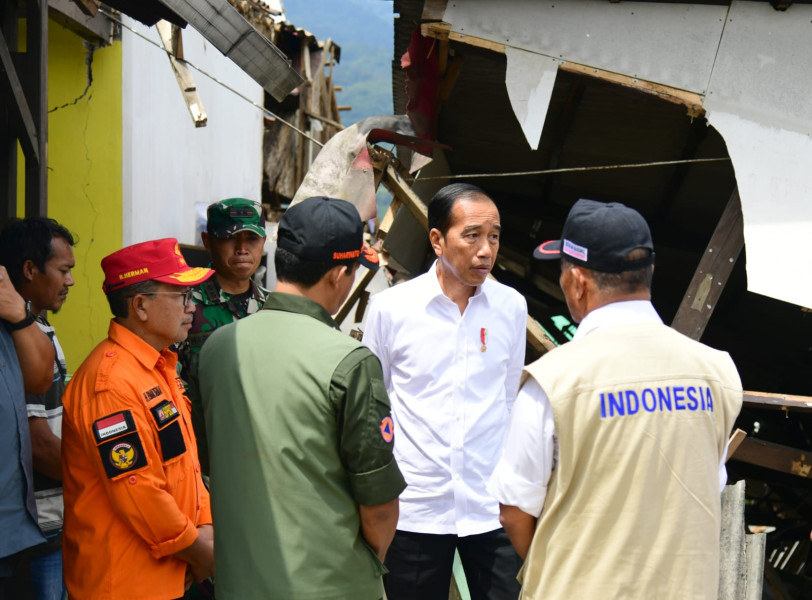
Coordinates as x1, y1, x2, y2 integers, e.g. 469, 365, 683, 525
200, 196, 406, 600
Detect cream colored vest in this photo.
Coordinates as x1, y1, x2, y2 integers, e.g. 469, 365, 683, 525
520, 322, 742, 600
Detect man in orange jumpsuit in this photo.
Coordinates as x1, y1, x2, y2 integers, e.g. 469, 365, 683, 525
61, 238, 215, 599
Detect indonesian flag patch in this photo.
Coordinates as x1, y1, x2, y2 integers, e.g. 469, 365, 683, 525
93, 410, 136, 443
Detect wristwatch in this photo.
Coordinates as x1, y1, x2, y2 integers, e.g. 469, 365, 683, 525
5, 299, 37, 331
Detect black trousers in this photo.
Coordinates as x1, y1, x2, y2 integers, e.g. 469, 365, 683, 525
383, 528, 522, 600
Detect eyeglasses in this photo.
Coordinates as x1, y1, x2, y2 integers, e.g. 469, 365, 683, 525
127, 289, 194, 305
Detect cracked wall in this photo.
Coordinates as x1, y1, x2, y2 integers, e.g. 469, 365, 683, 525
46, 23, 123, 369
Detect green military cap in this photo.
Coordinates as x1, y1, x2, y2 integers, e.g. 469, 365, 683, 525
207, 198, 266, 238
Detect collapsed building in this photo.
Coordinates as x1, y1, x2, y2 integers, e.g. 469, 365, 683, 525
347, 0, 810, 596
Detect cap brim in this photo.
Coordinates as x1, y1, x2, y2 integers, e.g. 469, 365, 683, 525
357, 244, 380, 271
155, 267, 215, 287
212, 225, 266, 238
533, 239, 562, 260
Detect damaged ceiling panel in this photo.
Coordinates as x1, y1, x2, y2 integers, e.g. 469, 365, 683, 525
443, 0, 727, 93
437, 0, 812, 310
157, 0, 304, 101
704, 1, 812, 309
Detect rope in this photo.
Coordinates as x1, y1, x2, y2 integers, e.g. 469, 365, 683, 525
414, 157, 730, 181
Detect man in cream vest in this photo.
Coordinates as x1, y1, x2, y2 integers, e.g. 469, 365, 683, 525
489, 199, 742, 599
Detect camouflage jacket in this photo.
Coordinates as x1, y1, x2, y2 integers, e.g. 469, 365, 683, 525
176, 276, 269, 386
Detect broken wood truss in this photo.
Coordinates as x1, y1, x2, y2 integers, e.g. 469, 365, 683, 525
333, 143, 812, 493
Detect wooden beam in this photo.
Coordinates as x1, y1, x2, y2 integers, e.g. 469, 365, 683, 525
743, 390, 812, 412
334, 267, 377, 325
730, 437, 812, 479
49, 0, 111, 43
420, 21, 704, 117
560, 62, 705, 117
377, 198, 402, 240
671, 189, 744, 341
25, 0, 48, 217
155, 21, 207, 127
726, 428, 747, 463
0, 28, 39, 163
382, 163, 429, 230
304, 109, 344, 131
70, 0, 98, 17
0, 0, 18, 223
526, 315, 558, 354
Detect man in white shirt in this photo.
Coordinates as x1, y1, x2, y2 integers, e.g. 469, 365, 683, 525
490, 199, 742, 599
364, 183, 527, 599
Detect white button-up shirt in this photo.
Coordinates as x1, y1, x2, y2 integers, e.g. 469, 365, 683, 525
363, 262, 527, 536
489, 300, 729, 518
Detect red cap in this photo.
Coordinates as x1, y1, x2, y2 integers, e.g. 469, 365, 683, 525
101, 238, 213, 293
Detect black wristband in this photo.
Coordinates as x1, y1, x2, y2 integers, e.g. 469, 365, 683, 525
5, 299, 36, 331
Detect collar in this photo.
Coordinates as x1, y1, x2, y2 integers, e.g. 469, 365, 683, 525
199, 274, 268, 305
423, 260, 491, 308
262, 292, 338, 330
108, 320, 177, 371
572, 300, 662, 341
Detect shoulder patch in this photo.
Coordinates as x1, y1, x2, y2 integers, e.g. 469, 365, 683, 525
380, 416, 394, 443
97, 431, 148, 478
93, 410, 136, 444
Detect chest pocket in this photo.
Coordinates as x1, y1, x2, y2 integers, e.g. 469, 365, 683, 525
150, 399, 186, 462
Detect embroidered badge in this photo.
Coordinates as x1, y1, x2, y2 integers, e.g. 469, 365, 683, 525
142, 386, 163, 402
174, 377, 185, 391
93, 411, 136, 443
96, 431, 148, 478
151, 400, 179, 427
110, 442, 138, 470
380, 416, 394, 443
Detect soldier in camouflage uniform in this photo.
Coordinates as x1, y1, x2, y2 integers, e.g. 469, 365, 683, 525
176, 198, 269, 475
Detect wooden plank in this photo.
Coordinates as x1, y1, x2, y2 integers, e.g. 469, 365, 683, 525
420, 22, 704, 116
304, 109, 344, 131
421, 21, 507, 55
526, 315, 557, 354
743, 390, 812, 412
382, 163, 429, 230
49, 0, 111, 42
0, 0, 18, 223
0, 28, 39, 163
70, 0, 98, 17
25, 0, 48, 217
726, 428, 747, 463
730, 437, 812, 479
334, 267, 377, 326
377, 198, 402, 239
671, 189, 744, 341
155, 21, 207, 127
560, 62, 704, 117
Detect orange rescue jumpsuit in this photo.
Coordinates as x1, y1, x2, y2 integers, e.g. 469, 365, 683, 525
62, 321, 212, 599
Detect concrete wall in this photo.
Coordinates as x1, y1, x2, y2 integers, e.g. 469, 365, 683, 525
46, 21, 123, 369
121, 17, 264, 248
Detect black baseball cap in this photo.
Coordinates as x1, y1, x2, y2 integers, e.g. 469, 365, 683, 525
277, 196, 380, 270
533, 199, 655, 273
